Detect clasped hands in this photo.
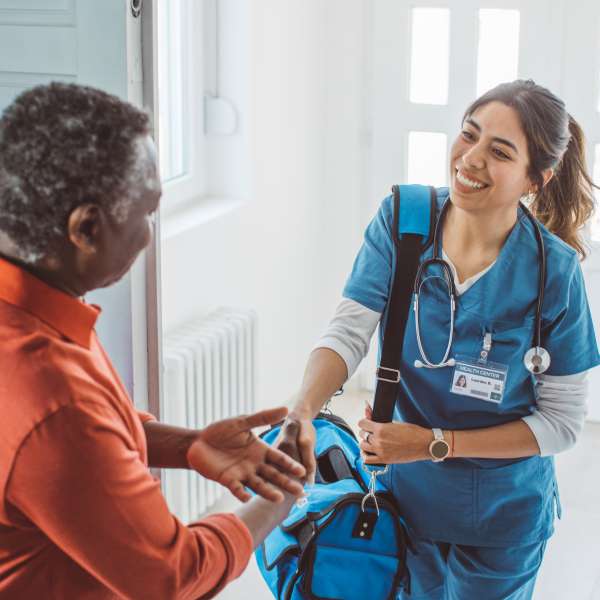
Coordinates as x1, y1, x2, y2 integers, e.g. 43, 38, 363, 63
186, 406, 306, 504
273, 404, 434, 486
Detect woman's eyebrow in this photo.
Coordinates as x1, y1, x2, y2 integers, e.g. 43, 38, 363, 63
464, 118, 519, 154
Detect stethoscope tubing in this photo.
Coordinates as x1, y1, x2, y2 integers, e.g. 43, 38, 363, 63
413, 198, 548, 371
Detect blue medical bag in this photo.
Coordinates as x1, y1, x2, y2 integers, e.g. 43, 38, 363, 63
256, 414, 412, 600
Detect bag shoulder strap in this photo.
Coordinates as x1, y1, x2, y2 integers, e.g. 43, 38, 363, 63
394, 184, 437, 248
371, 185, 437, 424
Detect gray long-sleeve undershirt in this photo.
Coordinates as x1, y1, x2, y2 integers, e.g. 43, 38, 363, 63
315, 286, 588, 457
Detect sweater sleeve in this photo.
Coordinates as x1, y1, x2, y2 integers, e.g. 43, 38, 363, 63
313, 298, 381, 378
315, 299, 591, 457
522, 371, 589, 456
6, 403, 253, 600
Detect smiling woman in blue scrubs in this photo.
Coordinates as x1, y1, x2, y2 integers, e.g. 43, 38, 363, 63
282, 80, 600, 599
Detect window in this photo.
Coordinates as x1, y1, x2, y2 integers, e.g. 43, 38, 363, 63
407, 131, 447, 187
409, 8, 450, 105
155, 0, 250, 234
477, 9, 520, 97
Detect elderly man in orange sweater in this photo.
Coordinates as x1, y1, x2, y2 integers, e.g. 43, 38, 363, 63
0, 82, 305, 599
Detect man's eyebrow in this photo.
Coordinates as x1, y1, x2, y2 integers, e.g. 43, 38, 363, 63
464, 118, 519, 154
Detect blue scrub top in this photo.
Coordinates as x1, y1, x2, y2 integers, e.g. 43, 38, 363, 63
343, 186, 600, 546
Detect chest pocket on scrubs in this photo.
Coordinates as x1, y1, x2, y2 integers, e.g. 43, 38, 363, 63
486, 319, 534, 359
482, 321, 536, 408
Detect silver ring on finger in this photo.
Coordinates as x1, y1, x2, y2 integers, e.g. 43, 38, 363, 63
365, 431, 371, 444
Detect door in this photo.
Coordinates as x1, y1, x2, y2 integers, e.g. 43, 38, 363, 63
0, 0, 155, 410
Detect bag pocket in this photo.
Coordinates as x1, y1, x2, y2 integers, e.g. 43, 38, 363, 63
305, 545, 400, 600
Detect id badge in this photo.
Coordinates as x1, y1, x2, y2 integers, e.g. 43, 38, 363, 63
450, 355, 508, 404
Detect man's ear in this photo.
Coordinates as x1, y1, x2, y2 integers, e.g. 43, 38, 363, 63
67, 204, 103, 253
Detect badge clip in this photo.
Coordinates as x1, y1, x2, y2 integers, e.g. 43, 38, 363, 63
478, 332, 492, 365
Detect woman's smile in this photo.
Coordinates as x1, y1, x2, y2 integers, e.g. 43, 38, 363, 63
453, 168, 490, 195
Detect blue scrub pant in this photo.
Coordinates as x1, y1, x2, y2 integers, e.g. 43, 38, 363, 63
397, 537, 547, 599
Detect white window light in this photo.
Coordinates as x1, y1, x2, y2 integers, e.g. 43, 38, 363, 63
407, 131, 448, 187
203, 0, 237, 136
157, 0, 190, 183
409, 8, 450, 105
477, 9, 520, 97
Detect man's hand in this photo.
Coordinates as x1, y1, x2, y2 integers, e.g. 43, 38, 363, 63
186, 407, 306, 503
275, 411, 317, 484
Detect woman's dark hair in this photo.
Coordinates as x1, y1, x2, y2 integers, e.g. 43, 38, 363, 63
464, 79, 597, 259
0, 82, 151, 262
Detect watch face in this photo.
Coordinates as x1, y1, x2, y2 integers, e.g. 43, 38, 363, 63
431, 440, 449, 460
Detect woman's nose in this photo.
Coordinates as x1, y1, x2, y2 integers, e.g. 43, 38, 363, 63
461, 144, 486, 170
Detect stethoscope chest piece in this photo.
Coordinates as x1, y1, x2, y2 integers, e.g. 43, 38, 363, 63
523, 346, 551, 374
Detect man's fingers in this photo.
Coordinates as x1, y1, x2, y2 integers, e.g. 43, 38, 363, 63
242, 406, 289, 430
246, 474, 284, 503
266, 444, 306, 478
257, 463, 304, 497
228, 481, 251, 503
276, 418, 302, 461
298, 435, 317, 485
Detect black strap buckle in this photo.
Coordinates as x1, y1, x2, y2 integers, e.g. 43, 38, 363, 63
376, 366, 401, 383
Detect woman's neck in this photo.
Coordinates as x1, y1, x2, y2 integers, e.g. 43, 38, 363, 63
441, 201, 518, 283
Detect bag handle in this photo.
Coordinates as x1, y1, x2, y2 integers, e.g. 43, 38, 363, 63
371, 185, 437, 425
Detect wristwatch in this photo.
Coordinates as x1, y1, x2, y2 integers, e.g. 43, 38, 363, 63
429, 428, 450, 462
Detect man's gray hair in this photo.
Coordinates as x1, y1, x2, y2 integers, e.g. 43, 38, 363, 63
0, 82, 151, 263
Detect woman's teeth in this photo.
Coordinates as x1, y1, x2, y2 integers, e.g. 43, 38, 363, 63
456, 170, 487, 189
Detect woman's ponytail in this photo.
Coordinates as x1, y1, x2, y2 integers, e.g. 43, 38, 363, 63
532, 115, 596, 259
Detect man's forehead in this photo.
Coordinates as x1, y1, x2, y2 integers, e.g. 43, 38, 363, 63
130, 136, 160, 191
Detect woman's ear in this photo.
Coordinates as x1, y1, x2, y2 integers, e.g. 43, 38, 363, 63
527, 168, 554, 197
541, 168, 554, 189
67, 204, 103, 254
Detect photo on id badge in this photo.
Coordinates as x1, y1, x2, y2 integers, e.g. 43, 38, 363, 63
450, 356, 507, 404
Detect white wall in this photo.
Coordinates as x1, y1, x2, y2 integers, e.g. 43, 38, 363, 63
160, 0, 368, 410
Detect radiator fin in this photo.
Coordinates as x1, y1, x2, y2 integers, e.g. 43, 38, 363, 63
161, 308, 257, 522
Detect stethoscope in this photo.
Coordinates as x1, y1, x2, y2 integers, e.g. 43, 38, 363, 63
413, 199, 551, 375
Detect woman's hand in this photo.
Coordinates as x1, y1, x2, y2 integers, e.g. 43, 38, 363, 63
358, 404, 432, 465
186, 407, 306, 503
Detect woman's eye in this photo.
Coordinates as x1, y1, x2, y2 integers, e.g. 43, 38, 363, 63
492, 148, 509, 160
461, 130, 474, 141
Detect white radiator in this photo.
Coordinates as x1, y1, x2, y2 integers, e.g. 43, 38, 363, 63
161, 308, 257, 522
